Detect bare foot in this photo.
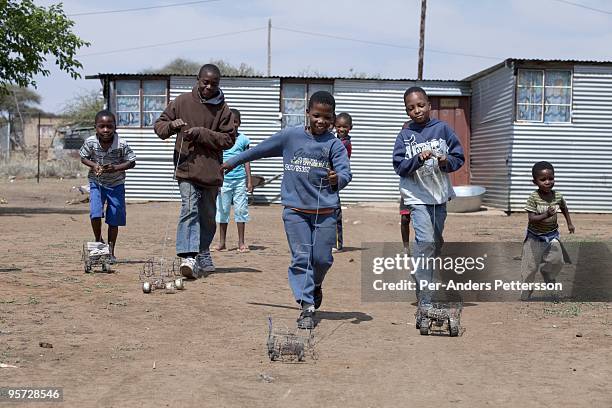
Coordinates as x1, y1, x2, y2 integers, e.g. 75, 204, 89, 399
212, 244, 227, 252
237, 244, 250, 253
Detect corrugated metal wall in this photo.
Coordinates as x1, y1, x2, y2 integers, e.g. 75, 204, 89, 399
120, 76, 470, 203
334, 80, 471, 202
510, 65, 612, 213
469, 65, 515, 210
120, 76, 282, 201
222, 78, 283, 202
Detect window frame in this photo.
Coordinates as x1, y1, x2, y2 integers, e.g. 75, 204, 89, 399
114, 77, 170, 128
280, 79, 334, 129
515, 69, 573, 124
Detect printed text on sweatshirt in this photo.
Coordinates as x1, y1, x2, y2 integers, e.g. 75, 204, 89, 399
226, 126, 352, 210
392, 118, 464, 205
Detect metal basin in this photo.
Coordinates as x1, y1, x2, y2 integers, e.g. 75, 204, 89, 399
447, 186, 486, 213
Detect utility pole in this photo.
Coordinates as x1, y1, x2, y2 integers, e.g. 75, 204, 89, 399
267, 18, 272, 76
417, 0, 427, 80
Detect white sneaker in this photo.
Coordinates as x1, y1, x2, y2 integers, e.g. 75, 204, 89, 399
180, 257, 198, 279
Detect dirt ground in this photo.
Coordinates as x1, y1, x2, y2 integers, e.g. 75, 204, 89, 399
1, 178, 611, 408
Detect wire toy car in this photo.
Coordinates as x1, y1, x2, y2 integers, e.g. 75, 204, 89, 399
139, 258, 186, 294
266, 317, 316, 362
416, 299, 463, 337
82, 242, 112, 273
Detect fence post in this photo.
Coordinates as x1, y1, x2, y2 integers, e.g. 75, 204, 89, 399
37, 112, 41, 183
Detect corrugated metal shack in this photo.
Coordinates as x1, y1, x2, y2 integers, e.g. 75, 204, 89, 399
467, 59, 612, 213
89, 59, 612, 212
87, 73, 472, 203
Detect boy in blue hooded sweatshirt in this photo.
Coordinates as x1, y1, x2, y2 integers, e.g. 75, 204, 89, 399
392, 87, 464, 323
222, 91, 352, 329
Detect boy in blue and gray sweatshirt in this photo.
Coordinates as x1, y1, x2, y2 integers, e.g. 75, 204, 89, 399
392, 87, 464, 325
222, 91, 352, 329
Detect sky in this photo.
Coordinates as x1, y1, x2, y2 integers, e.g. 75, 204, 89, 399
32, 0, 612, 113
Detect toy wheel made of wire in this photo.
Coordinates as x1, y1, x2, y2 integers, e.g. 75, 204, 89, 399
419, 318, 430, 335
296, 344, 305, 362
449, 318, 459, 337
267, 337, 279, 361
415, 308, 423, 329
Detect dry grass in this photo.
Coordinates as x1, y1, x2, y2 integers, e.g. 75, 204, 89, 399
0, 155, 84, 179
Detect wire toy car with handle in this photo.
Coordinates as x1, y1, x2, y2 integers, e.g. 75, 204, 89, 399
266, 316, 316, 362
82, 241, 112, 273
139, 258, 186, 294
416, 299, 463, 337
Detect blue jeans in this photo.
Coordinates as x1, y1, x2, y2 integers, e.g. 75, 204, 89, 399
408, 203, 447, 301
282, 208, 336, 305
176, 180, 217, 257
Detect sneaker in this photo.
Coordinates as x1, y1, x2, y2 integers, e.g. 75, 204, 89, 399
297, 307, 315, 330
314, 286, 323, 310
520, 289, 533, 301
180, 257, 198, 279
196, 251, 215, 273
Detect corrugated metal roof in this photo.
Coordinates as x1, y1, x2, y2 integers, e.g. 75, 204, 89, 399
85, 73, 469, 83
463, 58, 612, 82
88, 59, 612, 83
510, 58, 612, 64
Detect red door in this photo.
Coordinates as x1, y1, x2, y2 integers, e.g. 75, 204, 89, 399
429, 96, 471, 185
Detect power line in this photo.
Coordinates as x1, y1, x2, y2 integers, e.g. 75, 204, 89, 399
549, 0, 612, 15
75, 23, 501, 61
77, 27, 266, 57
68, 0, 221, 17
273, 26, 502, 61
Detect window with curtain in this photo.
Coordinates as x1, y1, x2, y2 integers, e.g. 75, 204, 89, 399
115, 79, 168, 127
281, 81, 333, 128
516, 69, 572, 123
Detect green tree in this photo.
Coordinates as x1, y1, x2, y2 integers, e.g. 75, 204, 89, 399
296, 67, 380, 79
59, 90, 104, 127
143, 58, 201, 75
145, 58, 262, 76
0, 85, 43, 150
0, 0, 89, 91
0, 86, 42, 117
295, 67, 325, 77
347, 68, 380, 79
209, 59, 262, 76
